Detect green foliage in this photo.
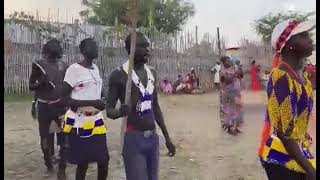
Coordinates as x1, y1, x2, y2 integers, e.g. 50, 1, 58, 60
80, 0, 195, 34
253, 11, 315, 43
7, 11, 61, 39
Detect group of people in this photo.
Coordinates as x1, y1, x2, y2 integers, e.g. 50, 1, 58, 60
28, 18, 316, 180
159, 68, 200, 94
29, 32, 175, 180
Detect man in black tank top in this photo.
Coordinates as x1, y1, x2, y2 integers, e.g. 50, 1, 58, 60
28, 39, 68, 179
106, 32, 176, 180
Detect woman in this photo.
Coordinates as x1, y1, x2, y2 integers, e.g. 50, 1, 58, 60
258, 19, 316, 180
160, 78, 173, 94
59, 38, 109, 180
249, 60, 261, 91
220, 56, 243, 135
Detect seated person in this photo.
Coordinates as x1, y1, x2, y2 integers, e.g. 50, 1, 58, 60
160, 78, 173, 94
172, 74, 182, 93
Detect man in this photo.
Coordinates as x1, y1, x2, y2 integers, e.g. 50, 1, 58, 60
106, 32, 176, 180
211, 61, 221, 91
28, 39, 68, 179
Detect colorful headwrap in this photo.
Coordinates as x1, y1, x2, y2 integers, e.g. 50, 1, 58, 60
271, 19, 315, 68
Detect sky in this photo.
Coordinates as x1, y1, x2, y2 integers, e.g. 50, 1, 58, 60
4, 0, 316, 47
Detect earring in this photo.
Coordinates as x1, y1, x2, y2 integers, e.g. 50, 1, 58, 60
289, 46, 293, 50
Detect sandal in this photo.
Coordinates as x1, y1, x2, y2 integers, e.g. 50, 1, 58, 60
227, 127, 238, 136
235, 128, 242, 133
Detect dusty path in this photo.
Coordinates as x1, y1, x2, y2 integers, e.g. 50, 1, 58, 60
4, 92, 316, 180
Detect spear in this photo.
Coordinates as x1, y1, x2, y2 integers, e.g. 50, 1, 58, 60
120, 0, 138, 154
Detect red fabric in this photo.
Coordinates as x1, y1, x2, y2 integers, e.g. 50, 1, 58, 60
306, 65, 315, 73
271, 55, 282, 69
258, 120, 271, 156
249, 65, 261, 91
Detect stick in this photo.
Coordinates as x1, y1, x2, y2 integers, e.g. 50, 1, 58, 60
120, 0, 138, 154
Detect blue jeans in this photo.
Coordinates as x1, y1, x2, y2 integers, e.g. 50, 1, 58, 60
122, 130, 159, 180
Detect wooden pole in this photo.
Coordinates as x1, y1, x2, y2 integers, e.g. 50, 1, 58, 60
120, 0, 138, 154
217, 27, 221, 57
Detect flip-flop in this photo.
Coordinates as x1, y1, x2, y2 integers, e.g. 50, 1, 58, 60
227, 128, 238, 136
235, 128, 242, 133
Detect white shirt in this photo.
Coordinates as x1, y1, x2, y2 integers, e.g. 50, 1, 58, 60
212, 64, 221, 83
64, 63, 102, 112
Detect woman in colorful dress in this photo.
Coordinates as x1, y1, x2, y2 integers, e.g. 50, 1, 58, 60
59, 38, 109, 180
258, 19, 316, 180
219, 56, 243, 135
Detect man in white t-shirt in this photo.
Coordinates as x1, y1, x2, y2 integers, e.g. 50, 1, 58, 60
211, 61, 221, 91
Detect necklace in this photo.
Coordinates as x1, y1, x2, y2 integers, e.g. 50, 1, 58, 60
280, 61, 305, 84
87, 67, 98, 85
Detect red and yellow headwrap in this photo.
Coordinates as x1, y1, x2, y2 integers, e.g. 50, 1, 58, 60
270, 19, 315, 69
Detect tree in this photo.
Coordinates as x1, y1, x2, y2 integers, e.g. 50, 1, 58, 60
253, 11, 315, 43
80, 0, 195, 34
7, 11, 61, 40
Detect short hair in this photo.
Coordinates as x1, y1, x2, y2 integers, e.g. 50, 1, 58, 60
80, 38, 96, 54
42, 38, 63, 59
251, 60, 256, 65
125, 31, 146, 52
220, 56, 230, 63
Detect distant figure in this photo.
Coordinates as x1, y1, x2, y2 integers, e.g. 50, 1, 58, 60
261, 70, 270, 90
305, 63, 316, 89
211, 62, 221, 91
160, 78, 173, 94
190, 68, 200, 88
172, 74, 183, 93
220, 56, 243, 135
249, 60, 261, 91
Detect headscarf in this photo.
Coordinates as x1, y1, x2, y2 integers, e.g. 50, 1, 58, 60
271, 19, 315, 69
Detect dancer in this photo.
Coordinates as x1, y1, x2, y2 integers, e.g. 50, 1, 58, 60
28, 39, 68, 177
219, 56, 243, 135
59, 38, 109, 180
106, 32, 176, 180
258, 19, 316, 180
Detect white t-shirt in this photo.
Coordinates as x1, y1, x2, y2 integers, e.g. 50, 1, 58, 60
64, 63, 102, 111
212, 64, 221, 83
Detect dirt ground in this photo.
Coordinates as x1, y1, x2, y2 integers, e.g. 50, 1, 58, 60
4, 91, 316, 180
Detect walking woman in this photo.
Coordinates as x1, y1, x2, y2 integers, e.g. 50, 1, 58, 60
249, 60, 261, 91
258, 19, 316, 180
219, 56, 243, 135
58, 38, 109, 180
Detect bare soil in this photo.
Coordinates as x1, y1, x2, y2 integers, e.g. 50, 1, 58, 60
4, 91, 316, 180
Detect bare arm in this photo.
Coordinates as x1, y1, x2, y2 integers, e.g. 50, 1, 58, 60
152, 70, 175, 156
29, 62, 47, 91
278, 135, 315, 175
105, 70, 125, 119
57, 82, 104, 109
153, 87, 171, 141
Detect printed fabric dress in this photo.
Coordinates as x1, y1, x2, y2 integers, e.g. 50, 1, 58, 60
219, 65, 243, 126
258, 68, 316, 173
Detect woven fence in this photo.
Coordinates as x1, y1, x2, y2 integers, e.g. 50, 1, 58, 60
4, 21, 274, 95
4, 22, 222, 95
